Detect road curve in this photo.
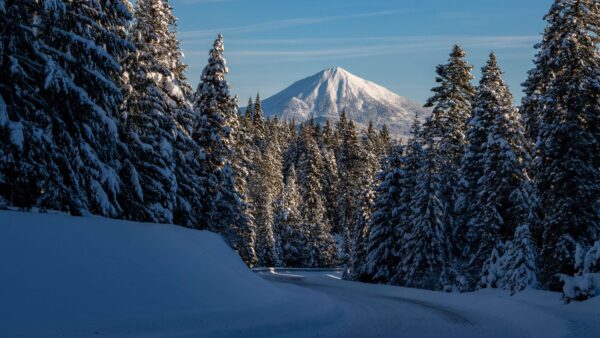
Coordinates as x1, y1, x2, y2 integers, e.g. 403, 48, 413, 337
255, 271, 566, 338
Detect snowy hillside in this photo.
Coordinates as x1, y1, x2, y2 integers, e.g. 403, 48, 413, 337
259, 67, 430, 138
0, 211, 335, 337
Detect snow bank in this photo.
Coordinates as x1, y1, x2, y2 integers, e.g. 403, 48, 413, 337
0, 210, 334, 337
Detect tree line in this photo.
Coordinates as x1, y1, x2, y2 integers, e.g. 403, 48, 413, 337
351, 0, 600, 301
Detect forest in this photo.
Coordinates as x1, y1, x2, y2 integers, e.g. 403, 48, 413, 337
0, 0, 599, 302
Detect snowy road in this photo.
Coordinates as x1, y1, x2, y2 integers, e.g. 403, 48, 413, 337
243, 271, 600, 338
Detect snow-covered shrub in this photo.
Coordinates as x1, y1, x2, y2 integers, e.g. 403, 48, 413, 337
560, 241, 600, 302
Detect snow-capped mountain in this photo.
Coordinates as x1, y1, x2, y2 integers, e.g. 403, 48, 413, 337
260, 67, 430, 138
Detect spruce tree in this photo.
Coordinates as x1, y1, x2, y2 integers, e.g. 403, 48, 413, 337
336, 116, 367, 262
478, 55, 538, 291
526, 0, 600, 290
424, 45, 475, 262
458, 53, 538, 291
0, 1, 135, 215
194, 34, 257, 266
0, 1, 67, 211
361, 146, 405, 283
251, 138, 282, 267
296, 125, 337, 267
274, 165, 309, 267
400, 128, 452, 291
253, 93, 265, 135
121, 0, 202, 226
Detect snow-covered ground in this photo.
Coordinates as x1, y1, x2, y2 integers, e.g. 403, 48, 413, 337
1, 210, 598, 337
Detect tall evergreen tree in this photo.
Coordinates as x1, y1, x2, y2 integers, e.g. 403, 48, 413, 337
336, 117, 367, 262
1, 1, 134, 215
194, 34, 257, 266
296, 125, 337, 267
121, 0, 202, 226
251, 137, 283, 267
0, 1, 68, 211
361, 146, 405, 283
424, 45, 475, 256
274, 166, 309, 267
470, 54, 538, 291
253, 93, 265, 135
525, 0, 600, 290
400, 129, 452, 291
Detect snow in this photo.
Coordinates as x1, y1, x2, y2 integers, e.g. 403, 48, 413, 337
1, 210, 598, 337
258, 67, 430, 137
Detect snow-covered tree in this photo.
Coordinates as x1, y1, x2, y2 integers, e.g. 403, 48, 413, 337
251, 137, 283, 267
460, 53, 538, 291
526, 0, 600, 290
424, 45, 475, 258
0, 1, 63, 210
274, 166, 309, 267
194, 34, 257, 266
336, 116, 367, 262
0, 1, 136, 216
359, 145, 405, 283
296, 125, 337, 267
399, 129, 452, 291
121, 0, 202, 226
502, 223, 539, 294
253, 93, 265, 135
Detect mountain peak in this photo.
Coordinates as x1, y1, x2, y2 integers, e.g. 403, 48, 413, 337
260, 68, 430, 137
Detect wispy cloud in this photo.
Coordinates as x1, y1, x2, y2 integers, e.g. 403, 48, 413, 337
179, 10, 412, 38
184, 35, 539, 63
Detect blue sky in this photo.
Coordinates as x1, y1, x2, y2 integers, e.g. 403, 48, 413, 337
172, 0, 553, 104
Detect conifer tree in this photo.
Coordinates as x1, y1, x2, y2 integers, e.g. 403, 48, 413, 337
253, 93, 265, 135
296, 125, 337, 267
274, 166, 309, 267
0, 1, 68, 211
194, 34, 257, 266
336, 117, 367, 262
477, 55, 538, 291
251, 138, 283, 267
457, 54, 538, 290
400, 128, 452, 291
121, 0, 202, 226
526, 0, 600, 289
0, 1, 135, 215
502, 223, 539, 293
361, 146, 405, 283
424, 45, 475, 256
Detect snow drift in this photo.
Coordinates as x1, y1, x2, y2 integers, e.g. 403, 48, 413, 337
0, 210, 333, 337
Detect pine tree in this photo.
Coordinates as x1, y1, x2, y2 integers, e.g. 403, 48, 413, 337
194, 34, 257, 266
526, 0, 600, 290
502, 223, 539, 294
296, 125, 336, 267
253, 93, 265, 135
274, 165, 309, 267
336, 116, 367, 262
400, 128, 452, 291
251, 138, 283, 267
0, 1, 67, 211
424, 45, 475, 262
0, 1, 136, 215
121, 0, 202, 226
321, 148, 340, 239
457, 53, 538, 291
361, 146, 405, 283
